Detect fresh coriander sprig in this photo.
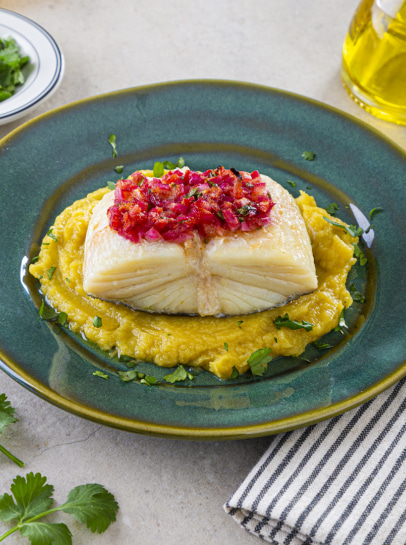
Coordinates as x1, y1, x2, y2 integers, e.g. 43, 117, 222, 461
0, 38, 30, 102
0, 472, 118, 544
322, 216, 363, 238
0, 395, 24, 468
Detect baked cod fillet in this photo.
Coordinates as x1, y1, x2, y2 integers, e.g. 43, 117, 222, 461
83, 171, 317, 316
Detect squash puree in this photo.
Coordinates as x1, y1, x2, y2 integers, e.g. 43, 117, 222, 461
30, 187, 357, 379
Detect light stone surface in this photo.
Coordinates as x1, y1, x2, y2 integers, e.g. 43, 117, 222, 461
0, 1, 405, 544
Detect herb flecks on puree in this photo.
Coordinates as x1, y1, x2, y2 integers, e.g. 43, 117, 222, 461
30, 186, 357, 380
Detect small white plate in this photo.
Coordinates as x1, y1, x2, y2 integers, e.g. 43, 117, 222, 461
0, 9, 64, 125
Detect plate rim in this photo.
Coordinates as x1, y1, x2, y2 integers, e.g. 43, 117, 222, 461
1, 78, 406, 439
0, 8, 65, 123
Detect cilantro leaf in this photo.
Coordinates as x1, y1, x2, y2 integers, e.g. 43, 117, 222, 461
352, 242, 367, 266
107, 181, 116, 190
237, 320, 243, 329
322, 216, 363, 238
313, 341, 333, 350
334, 309, 348, 333
302, 150, 315, 161
287, 180, 296, 187
8, 473, 54, 522
108, 134, 117, 157
325, 203, 339, 216
153, 157, 185, 178
114, 165, 124, 173
224, 342, 229, 352
247, 347, 272, 376
153, 161, 165, 178
0, 394, 24, 467
0, 474, 118, 543
140, 375, 159, 386
60, 484, 118, 533
20, 522, 72, 545
350, 283, 365, 303
93, 316, 102, 328
93, 371, 108, 380
369, 207, 383, 220
273, 313, 313, 331
164, 365, 188, 383
0, 38, 30, 102
230, 366, 239, 380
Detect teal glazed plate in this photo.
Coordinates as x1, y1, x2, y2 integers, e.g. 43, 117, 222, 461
1, 80, 406, 439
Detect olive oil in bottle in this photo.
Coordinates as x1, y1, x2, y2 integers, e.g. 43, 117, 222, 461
342, 0, 406, 124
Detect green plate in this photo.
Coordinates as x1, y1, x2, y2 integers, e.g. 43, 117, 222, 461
1, 80, 405, 439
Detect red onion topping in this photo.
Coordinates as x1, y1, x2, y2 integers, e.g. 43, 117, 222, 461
107, 166, 275, 244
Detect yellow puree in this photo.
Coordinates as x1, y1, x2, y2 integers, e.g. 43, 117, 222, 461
30, 188, 356, 379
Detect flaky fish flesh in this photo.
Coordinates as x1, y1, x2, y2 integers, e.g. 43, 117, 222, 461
83, 173, 317, 316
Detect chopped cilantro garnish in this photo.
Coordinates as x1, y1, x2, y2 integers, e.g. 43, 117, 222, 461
237, 320, 243, 329
0, 37, 30, 102
93, 316, 102, 328
153, 161, 165, 178
224, 342, 229, 352
114, 165, 124, 173
313, 341, 333, 350
107, 181, 116, 190
325, 203, 339, 216
39, 300, 59, 321
31, 256, 39, 263
350, 283, 365, 303
153, 157, 185, 178
58, 312, 68, 326
164, 365, 193, 383
274, 313, 313, 331
46, 228, 57, 242
353, 243, 367, 266
65, 277, 70, 283
302, 150, 316, 161
334, 309, 348, 333
119, 370, 139, 382
323, 216, 363, 238
287, 180, 296, 188
47, 266, 56, 280
230, 366, 239, 379
247, 347, 272, 376
93, 371, 108, 379
369, 207, 383, 221
108, 133, 117, 157
140, 375, 159, 386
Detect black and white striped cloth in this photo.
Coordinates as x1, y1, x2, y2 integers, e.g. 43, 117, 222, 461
224, 377, 406, 545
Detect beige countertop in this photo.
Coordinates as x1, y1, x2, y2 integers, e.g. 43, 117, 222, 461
0, 1, 405, 544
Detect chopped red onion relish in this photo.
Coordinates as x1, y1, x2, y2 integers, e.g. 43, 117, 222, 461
107, 166, 275, 243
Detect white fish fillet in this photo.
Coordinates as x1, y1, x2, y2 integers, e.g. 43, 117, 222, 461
83, 174, 317, 316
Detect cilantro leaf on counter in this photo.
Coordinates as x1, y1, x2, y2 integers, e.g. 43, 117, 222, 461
0, 473, 118, 543
273, 313, 314, 331
0, 394, 24, 467
108, 134, 117, 157
247, 347, 272, 376
0, 37, 30, 102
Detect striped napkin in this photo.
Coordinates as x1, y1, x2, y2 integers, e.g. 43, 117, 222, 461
224, 377, 406, 545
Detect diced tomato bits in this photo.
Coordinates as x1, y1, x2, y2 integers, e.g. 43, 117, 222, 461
107, 166, 275, 244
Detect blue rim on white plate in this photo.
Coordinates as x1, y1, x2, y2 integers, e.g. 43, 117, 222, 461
0, 8, 64, 125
